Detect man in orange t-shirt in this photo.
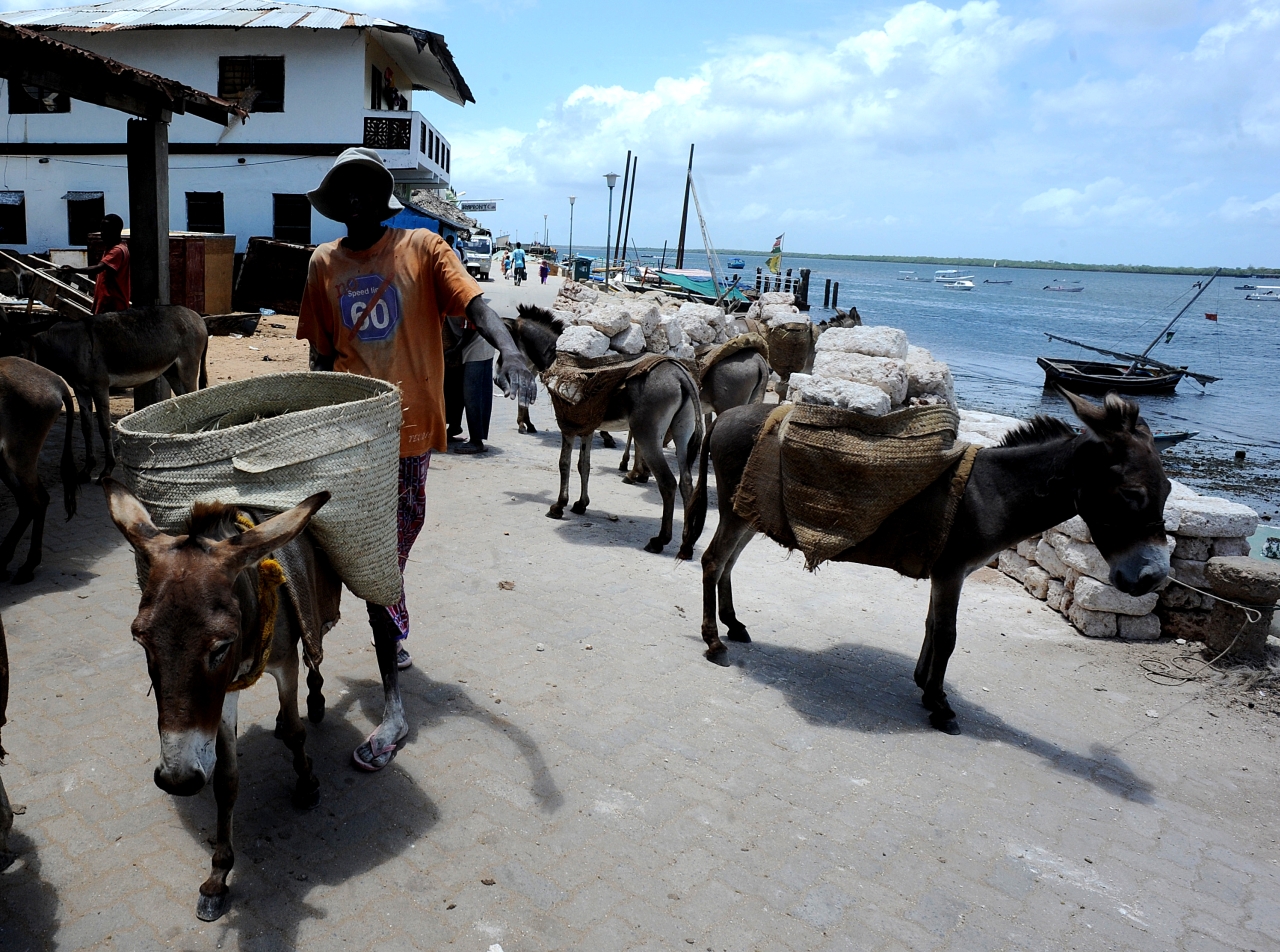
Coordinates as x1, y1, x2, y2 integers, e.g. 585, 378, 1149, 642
60, 214, 131, 313
298, 148, 535, 771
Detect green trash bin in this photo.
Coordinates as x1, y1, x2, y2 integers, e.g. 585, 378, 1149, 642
572, 257, 593, 282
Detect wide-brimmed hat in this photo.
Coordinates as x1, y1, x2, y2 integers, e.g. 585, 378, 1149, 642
307, 147, 404, 223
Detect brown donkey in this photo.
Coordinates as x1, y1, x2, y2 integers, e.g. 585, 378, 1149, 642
104, 479, 330, 921
0, 357, 78, 583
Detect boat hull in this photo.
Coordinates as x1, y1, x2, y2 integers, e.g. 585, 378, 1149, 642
1037, 357, 1184, 394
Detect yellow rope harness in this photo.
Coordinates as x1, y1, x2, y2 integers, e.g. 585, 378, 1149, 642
228, 514, 286, 692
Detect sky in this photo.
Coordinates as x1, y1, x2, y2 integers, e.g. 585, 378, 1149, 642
5, 0, 1278, 266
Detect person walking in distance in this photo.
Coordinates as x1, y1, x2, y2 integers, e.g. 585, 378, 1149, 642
297, 147, 536, 770
511, 242, 526, 286
539, 258, 550, 285
59, 213, 130, 313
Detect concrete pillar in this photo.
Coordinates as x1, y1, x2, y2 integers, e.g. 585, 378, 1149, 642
127, 117, 173, 409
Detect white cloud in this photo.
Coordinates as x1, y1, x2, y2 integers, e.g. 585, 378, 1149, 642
1219, 192, 1280, 222
1020, 178, 1177, 227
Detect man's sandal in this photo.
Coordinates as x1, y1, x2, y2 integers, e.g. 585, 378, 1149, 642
352, 730, 407, 771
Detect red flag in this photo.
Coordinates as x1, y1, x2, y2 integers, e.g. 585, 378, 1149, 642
1205, 312, 1218, 321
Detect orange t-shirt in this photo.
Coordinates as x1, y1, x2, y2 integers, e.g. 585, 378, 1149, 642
297, 228, 482, 456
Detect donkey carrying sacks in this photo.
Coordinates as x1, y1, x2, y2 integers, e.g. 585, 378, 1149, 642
116, 372, 403, 605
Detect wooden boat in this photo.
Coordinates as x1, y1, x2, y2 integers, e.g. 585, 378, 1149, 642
984, 279, 1013, 285
1037, 271, 1222, 394
1153, 431, 1197, 451
1037, 357, 1186, 393
1043, 285, 1084, 292
1245, 292, 1280, 302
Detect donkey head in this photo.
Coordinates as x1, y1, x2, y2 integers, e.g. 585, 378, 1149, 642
509, 304, 564, 372
103, 479, 328, 796
1061, 389, 1171, 596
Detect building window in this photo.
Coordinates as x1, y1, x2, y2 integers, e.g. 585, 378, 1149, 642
273, 194, 311, 245
218, 56, 285, 112
186, 192, 225, 233
64, 191, 105, 245
370, 66, 383, 111
420, 123, 426, 155
445, 147, 450, 174
8, 83, 70, 114
0, 192, 26, 244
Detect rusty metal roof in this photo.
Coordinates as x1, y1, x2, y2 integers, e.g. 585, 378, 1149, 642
0, 19, 246, 124
1, 1, 474, 106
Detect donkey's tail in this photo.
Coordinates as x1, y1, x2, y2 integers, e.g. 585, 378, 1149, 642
678, 411, 715, 560
58, 385, 79, 520
199, 335, 209, 389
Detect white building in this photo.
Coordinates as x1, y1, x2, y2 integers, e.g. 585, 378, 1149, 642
0, 0, 472, 253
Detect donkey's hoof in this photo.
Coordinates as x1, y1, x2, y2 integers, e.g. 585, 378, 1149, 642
196, 890, 229, 922
621, 473, 636, 483
726, 624, 751, 643
600, 433, 617, 448
547, 507, 564, 519
644, 538, 666, 554
675, 545, 694, 561
704, 642, 730, 666
570, 501, 588, 515
307, 697, 326, 724
929, 713, 961, 735
11, 567, 35, 585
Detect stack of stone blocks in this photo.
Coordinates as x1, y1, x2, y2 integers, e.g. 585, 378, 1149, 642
997, 479, 1278, 657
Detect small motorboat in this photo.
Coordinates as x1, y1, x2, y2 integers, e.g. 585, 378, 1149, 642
1245, 290, 1280, 301
943, 280, 975, 291
1153, 431, 1198, 451
726, 257, 746, 270
1235, 285, 1258, 290
1044, 285, 1084, 292
984, 279, 1013, 285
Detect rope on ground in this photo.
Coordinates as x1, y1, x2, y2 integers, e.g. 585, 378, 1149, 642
1140, 577, 1265, 686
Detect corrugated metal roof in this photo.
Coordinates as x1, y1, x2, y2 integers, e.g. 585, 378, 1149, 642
1, 1, 476, 106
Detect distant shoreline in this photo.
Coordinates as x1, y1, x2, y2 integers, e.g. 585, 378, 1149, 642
705, 251, 1277, 279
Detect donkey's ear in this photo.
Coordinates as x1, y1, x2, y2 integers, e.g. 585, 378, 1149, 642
214, 491, 330, 576
103, 478, 166, 553
1057, 387, 1107, 432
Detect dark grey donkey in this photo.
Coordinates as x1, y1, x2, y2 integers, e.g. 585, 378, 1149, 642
18, 306, 208, 482
683, 390, 1171, 735
619, 346, 770, 484
505, 305, 704, 555
0, 357, 78, 583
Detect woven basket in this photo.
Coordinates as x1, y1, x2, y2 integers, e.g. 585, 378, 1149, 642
116, 372, 403, 605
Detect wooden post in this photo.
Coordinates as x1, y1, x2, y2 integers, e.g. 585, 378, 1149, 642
831, 282, 839, 310
675, 144, 694, 269
755, 267, 762, 292
784, 267, 792, 293
127, 116, 173, 410
613, 150, 631, 265
798, 268, 810, 307
621, 157, 637, 268
823, 278, 831, 308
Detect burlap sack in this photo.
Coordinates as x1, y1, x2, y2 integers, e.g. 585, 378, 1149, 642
696, 332, 769, 382
115, 372, 402, 605
543, 352, 674, 435
765, 322, 816, 376
734, 403, 978, 573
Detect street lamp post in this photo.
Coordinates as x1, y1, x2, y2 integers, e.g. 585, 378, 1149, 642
568, 196, 575, 263
543, 214, 548, 248
604, 172, 619, 288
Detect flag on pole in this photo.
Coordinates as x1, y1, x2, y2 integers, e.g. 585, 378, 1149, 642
766, 233, 784, 274
1204, 312, 1218, 321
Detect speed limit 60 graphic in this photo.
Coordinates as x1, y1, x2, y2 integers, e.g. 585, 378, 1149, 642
340, 274, 403, 341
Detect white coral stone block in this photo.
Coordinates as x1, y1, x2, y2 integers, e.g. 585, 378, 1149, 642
810, 352, 909, 406
1067, 603, 1117, 638
815, 325, 909, 359
1073, 576, 1159, 616
1163, 495, 1259, 538
1117, 613, 1161, 641
555, 324, 611, 359
611, 323, 647, 355
793, 375, 891, 415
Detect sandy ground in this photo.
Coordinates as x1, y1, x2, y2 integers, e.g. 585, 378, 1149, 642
2, 273, 1279, 951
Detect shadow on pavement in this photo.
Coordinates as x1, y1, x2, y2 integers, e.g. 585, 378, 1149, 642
164, 666, 563, 947
732, 640, 1156, 804
0, 828, 60, 952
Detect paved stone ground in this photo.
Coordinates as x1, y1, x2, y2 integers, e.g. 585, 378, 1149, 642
1, 283, 1279, 951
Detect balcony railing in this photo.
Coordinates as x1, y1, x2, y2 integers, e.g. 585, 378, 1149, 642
362, 110, 449, 187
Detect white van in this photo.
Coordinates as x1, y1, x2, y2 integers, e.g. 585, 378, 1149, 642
460, 229, 494, 281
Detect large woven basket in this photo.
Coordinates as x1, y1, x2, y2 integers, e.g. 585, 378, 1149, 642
116, 372, 402, 605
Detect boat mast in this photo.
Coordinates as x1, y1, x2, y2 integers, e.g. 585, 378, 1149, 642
614, 151, 631, 265
675, 143, 694, 269
1126, 269, 1220, 374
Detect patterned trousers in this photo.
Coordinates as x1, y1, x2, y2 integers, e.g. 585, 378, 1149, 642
380, 451, 430, 640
